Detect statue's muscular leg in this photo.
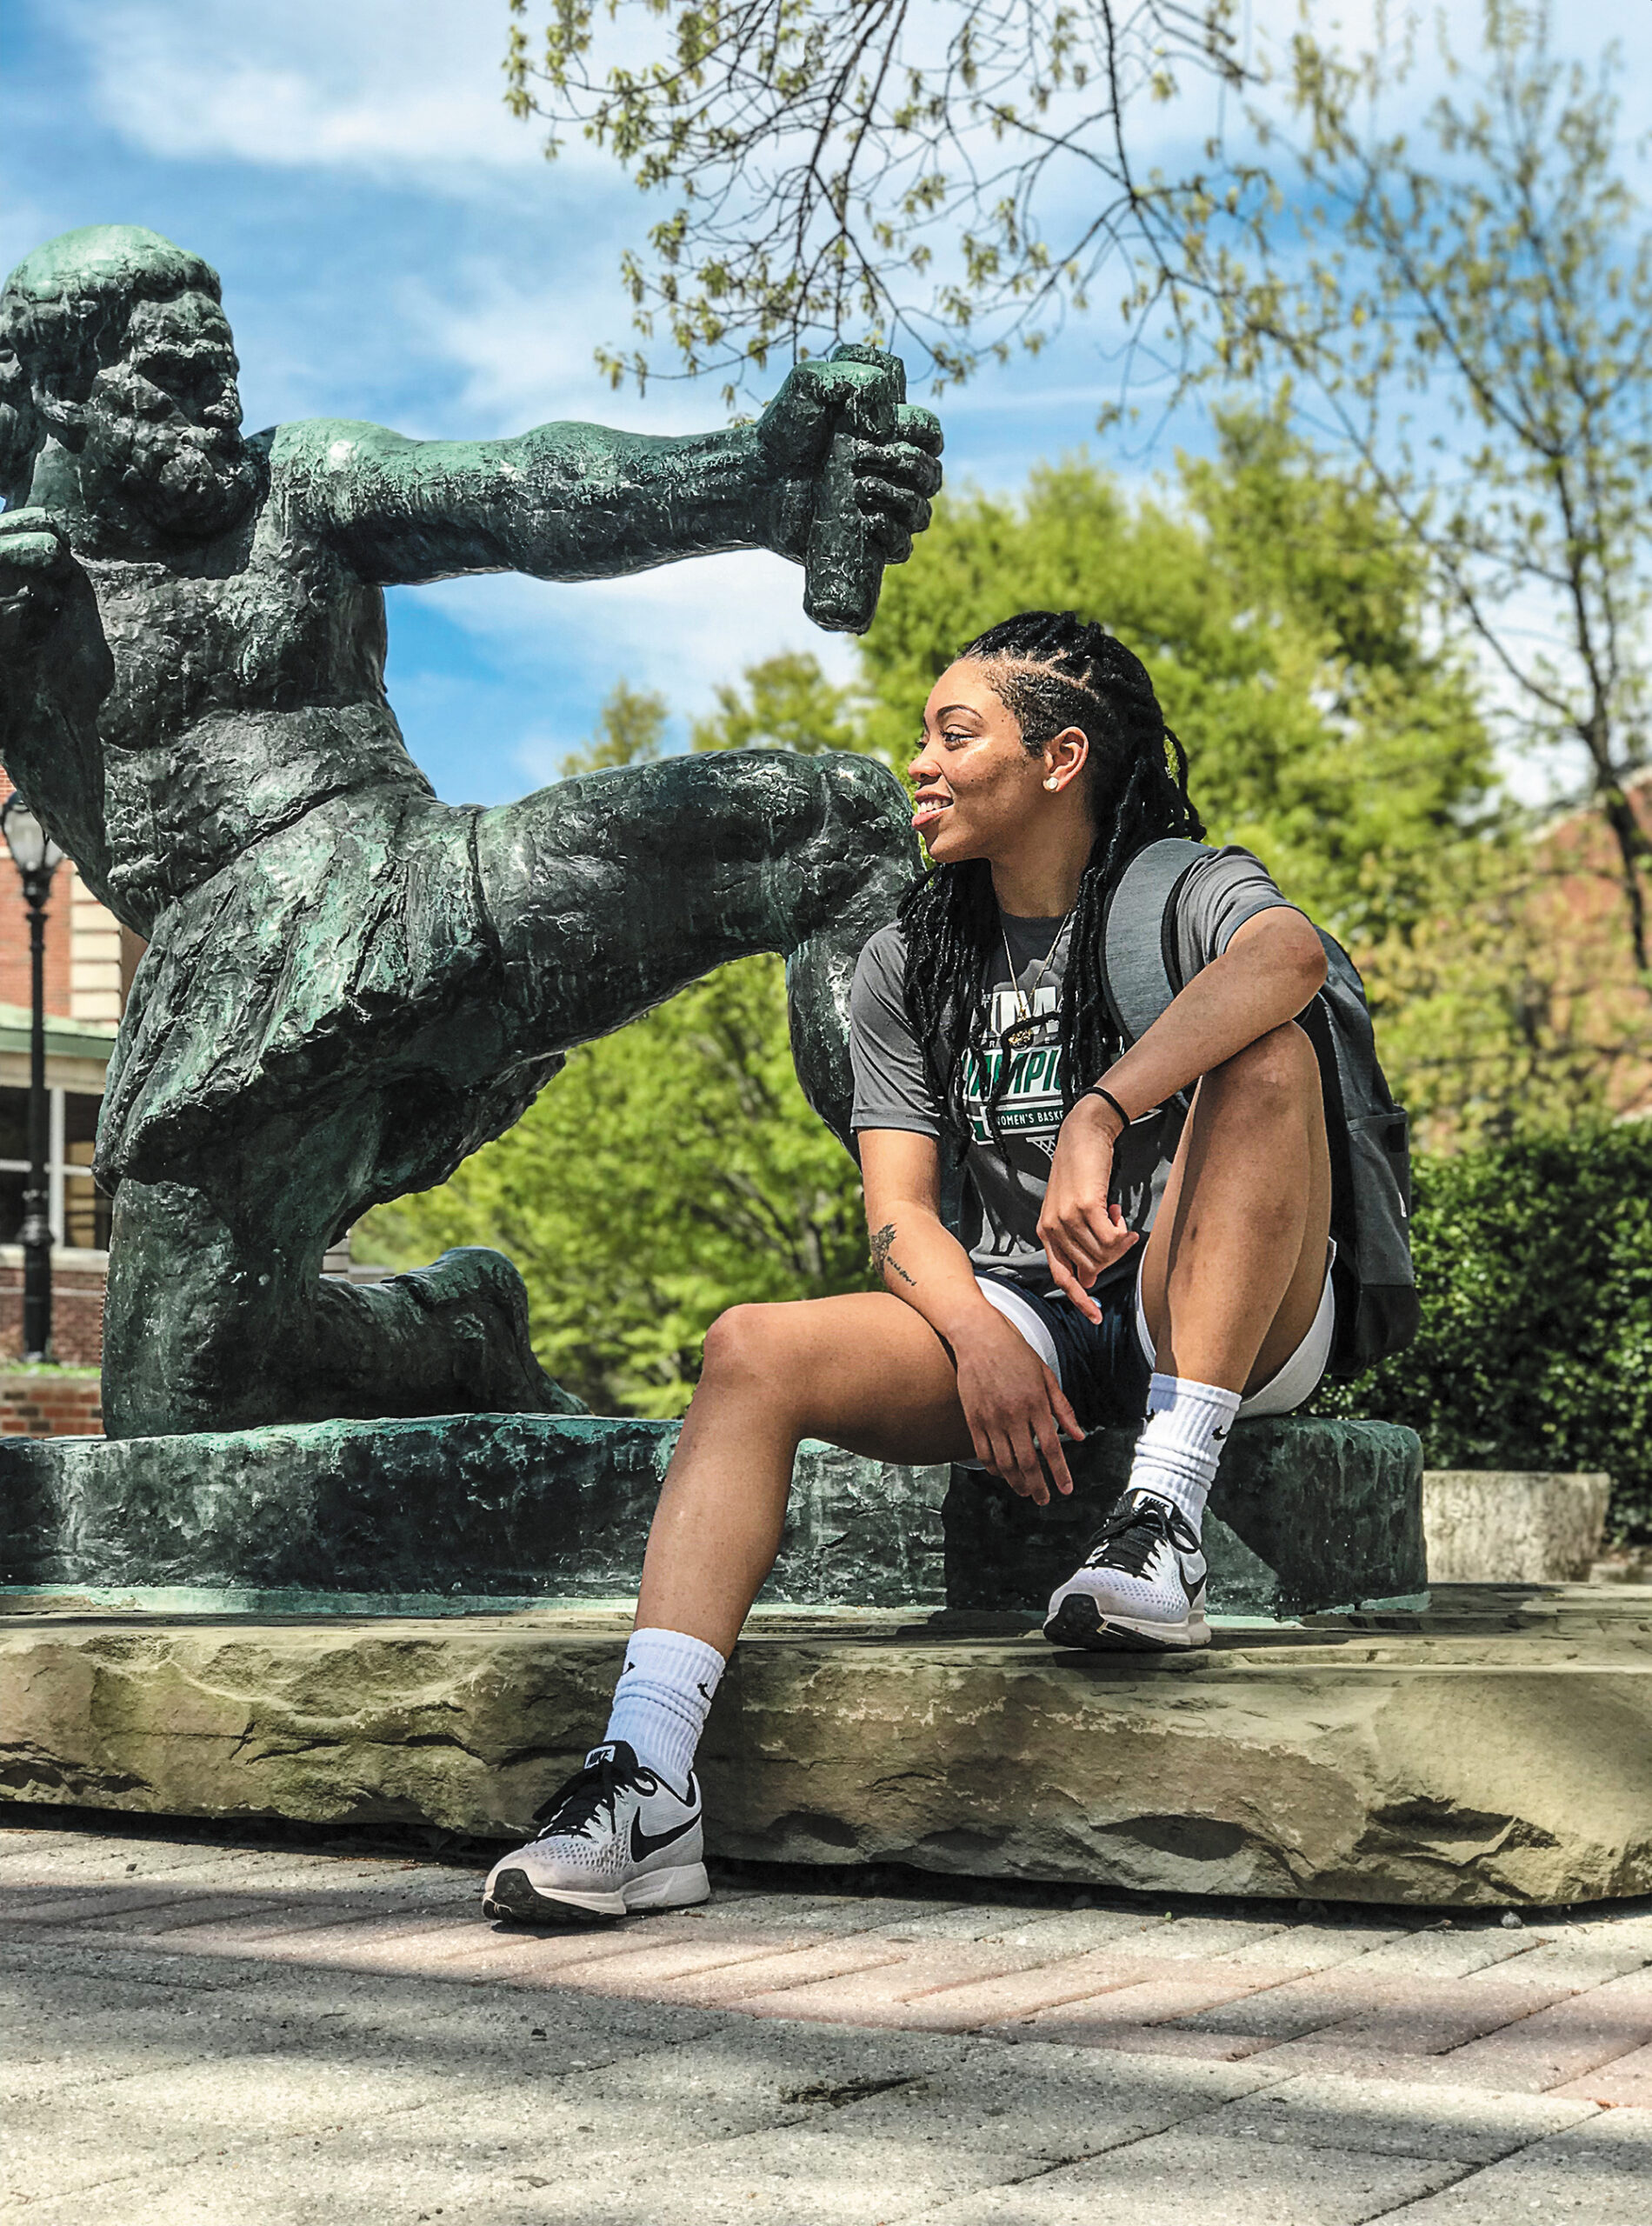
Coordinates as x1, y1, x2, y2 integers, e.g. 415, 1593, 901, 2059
101, 750, 916, 1437
474, 747, 916, 1146
101, 1114, 578, 1437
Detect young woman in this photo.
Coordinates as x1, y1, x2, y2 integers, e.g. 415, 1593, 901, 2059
483, 610, 1335, 1923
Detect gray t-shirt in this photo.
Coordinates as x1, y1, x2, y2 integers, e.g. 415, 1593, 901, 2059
849, 844, 1296, 1291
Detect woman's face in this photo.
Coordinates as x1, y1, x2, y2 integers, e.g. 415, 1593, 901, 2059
909, 659, 1065, 863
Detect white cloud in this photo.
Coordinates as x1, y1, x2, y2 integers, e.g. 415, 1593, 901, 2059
392, 259, 788, 438
393, 264, 646, 437
423, 550, 860, 757
60, 0, 603, 185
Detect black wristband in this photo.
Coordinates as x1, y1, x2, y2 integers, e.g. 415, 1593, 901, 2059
1079, 1083, 1132, 1135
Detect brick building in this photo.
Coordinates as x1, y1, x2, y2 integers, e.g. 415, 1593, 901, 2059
0, 768, 142, 1366
1515, 770, 1652, 1125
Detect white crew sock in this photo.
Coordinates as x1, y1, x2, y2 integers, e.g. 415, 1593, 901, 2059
1129, 1373, 1243, 1536
603, 1627, 726, 1795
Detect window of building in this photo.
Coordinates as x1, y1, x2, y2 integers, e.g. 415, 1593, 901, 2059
0, 1085, 111, 1251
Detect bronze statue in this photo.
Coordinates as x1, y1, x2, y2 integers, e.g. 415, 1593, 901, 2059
0, 226, 942, 1437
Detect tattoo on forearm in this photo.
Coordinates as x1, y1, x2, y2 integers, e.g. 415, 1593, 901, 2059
869, 1221, 916, 1289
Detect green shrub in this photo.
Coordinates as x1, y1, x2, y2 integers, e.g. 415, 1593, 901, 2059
1311, 1126, 1652, 1541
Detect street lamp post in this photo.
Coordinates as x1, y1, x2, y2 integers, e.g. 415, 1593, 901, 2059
1, 793, 63, 1363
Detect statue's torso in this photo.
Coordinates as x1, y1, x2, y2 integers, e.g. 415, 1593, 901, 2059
56, 452, 431, 928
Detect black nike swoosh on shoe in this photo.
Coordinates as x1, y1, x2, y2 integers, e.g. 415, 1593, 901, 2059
630, 1809, 699, 1862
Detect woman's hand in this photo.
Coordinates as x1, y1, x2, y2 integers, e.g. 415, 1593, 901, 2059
1038, 1095, 1139, 1324
949, 1309, 1084, 1505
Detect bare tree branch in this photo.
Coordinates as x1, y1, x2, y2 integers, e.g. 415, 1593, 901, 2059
503, 0, 1253, 397
1197, 5, 1652, 972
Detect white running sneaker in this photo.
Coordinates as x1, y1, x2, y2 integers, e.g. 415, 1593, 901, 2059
1042, 1490, 1210, 1651
482, 1740, 709, 1924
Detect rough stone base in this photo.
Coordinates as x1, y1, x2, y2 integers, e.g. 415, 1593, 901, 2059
949, 1417, 1424, 1617
3, 1583, 1647, 1907
1424, 1470, 1612, 1583
0, 1411, 1425, 1619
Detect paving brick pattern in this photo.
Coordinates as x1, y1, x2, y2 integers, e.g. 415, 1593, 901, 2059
1, 1813, 1649, 2223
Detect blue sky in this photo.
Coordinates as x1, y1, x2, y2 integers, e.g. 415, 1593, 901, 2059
2, 0, 1204, 803
3, 2, 1649, 805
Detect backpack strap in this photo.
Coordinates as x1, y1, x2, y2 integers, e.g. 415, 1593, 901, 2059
1098, 838, 1212, 1048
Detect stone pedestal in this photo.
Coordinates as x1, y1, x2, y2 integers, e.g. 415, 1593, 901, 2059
1423, 1470, 1612, 1584
948, 1418, 1424, 1619
0, 1412, 1424, 1619
3, 1585, 1648, 1905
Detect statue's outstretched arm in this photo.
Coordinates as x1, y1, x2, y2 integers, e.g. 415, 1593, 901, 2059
282, 357, 941, 596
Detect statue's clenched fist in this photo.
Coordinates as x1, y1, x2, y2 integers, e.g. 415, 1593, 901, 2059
756, 351, 944, 576
0, 509, 77, 649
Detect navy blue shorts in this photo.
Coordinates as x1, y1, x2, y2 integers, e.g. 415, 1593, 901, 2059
975, 1267, 1154, 1434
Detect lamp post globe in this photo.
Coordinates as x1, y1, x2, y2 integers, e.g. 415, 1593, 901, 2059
1, 790, 63, 1363
0, 794, 62, 885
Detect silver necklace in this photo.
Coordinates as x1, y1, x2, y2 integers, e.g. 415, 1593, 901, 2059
998, 910, 1073, 1052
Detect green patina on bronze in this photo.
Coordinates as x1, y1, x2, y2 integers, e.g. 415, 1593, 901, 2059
0, 1413, 1424, 1621
0, 224, 942, 1438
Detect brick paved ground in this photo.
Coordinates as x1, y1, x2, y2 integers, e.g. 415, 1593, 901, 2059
3, 1811, 1649, 2223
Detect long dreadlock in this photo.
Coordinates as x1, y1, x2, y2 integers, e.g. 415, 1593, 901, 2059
899, 610, 1204, 1146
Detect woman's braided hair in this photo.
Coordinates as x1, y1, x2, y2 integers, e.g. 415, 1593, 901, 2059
899, 610, 1203, 1143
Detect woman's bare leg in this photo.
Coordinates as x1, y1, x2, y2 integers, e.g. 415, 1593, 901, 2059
635, 1023, 1331, 1656
1041, 1021, 1335, 1654
1137, 1019, 1333, 1392
635, 1292, 975, 1655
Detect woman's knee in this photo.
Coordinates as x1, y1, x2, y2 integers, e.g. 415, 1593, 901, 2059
698, 1302, 802, 1397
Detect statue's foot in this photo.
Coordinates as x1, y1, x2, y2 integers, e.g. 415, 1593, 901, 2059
314, 1244, 588, 1419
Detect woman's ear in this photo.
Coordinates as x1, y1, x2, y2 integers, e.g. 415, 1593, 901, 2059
1042, 724, 1089, 793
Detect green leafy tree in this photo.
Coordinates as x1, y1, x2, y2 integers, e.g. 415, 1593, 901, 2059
860, 412, 1495, 950
561, 676, 669, 772
360, 947, 868, 1416
689, 651, 869, 759
362, 684, 869, 1414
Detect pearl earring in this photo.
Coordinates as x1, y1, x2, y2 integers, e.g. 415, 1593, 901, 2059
1043, 776, 1059, 790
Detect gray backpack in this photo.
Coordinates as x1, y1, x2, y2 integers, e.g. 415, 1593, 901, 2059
1099, 839, 1418, 1376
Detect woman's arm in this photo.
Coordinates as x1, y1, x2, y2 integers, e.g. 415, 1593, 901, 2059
860, 1128, 1083, 1502
1038, 907, 1329, 1318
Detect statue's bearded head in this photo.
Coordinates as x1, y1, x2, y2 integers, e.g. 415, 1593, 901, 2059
0, 224, 259, 541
